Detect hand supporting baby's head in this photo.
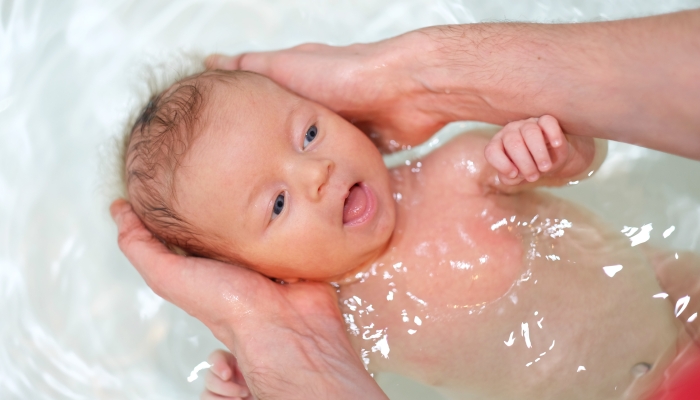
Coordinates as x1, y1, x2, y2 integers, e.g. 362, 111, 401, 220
122, 69, 396, 282
124, 71, 216, 260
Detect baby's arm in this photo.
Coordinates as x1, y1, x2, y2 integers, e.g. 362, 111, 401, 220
484, 115, 606, 190
201, 349, 253, 400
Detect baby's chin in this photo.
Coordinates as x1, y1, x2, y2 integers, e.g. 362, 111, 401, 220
256, 258, 368, 284
268, 268, 353, 285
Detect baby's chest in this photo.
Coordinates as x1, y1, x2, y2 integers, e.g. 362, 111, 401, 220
390, 174, 525, 288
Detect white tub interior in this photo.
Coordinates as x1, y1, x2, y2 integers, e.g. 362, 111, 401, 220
2, 0, 700, 398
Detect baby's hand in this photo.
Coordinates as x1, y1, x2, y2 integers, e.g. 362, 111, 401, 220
484, 115, 568, 185
201, 349, 253, 400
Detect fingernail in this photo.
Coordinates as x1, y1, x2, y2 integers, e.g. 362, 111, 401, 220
508, 170, 518, 179
539, 162, 551, 171
552, 140, 562, 147
239, 388, 250, 397
220, 368, 231, 381
527, 174, 539, 182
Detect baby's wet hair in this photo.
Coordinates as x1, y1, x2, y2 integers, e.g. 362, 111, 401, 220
121, 68, 246, 260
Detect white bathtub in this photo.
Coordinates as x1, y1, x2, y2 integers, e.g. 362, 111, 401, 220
1, 0, 699, 398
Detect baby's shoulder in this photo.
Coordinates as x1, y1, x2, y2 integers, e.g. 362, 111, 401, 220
417, 129, 497, 193
428, 130, 493, 162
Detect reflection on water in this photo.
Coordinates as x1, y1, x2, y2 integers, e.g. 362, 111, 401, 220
2, 0, 700, 399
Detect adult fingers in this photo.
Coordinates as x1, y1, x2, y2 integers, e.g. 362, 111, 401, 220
520, 121, 552, 172
111, 199, 266, 316
206, 53, 273, 76
206, 43, 327, 73
110, 199, 182, 299
205, 54, 242, 70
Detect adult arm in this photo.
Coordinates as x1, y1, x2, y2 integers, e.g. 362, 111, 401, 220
207, 9, 700, 159
110, 200, 388, 400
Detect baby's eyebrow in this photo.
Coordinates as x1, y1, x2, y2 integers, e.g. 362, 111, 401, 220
246, 175, 271, 232
284, 100, 305, 144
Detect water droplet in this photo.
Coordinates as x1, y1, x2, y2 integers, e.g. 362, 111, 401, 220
663, 226, 675, 238
631, 363, 651, 378
603, 265, 623, 277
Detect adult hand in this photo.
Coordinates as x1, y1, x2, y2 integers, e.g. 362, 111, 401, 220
207, 10, 700, 160
110, 199, 387, 399
206, 34, 460, 151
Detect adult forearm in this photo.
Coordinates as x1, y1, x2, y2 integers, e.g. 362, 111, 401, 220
410, 10, 700, 159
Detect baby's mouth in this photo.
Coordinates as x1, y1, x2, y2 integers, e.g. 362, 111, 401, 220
343, 183, 370, 225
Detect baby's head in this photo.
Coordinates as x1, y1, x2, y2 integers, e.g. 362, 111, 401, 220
123, 70, 395, 281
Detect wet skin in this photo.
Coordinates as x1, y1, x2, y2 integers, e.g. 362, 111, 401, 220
173, 73, 691, 399
339, 134, 685, 399
174, 72, 395, 281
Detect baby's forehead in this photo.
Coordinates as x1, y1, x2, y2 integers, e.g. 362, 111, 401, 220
179, 71, 296, 167
201, 74, 302, 128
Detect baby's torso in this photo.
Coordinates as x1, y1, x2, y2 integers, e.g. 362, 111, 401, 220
338, 134, 681, 399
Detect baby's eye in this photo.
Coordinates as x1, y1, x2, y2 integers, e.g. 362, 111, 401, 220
303, 125, 318, 149
271, 193, 285, 220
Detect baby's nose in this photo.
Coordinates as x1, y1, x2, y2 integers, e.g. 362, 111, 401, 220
302, 158, 334, 200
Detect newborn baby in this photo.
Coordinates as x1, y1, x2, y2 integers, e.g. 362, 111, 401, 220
122, 70, 696, 399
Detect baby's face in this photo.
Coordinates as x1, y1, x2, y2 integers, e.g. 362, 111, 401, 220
175, 74, 396, 280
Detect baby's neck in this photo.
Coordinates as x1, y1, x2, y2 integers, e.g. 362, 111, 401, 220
328, 234, 396, 286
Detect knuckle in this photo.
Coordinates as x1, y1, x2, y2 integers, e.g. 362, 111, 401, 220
503, 133, 524, 149
484, 143, 499, 158
504, 121, 522, 130
539, 114, 556, 124
521, 124, 542, 138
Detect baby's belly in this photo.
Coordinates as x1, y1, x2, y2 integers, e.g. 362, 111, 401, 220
339, 192, 680, 400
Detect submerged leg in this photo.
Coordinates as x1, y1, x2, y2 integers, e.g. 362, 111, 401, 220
639, 247, 700, 400
644, 246, 700, 343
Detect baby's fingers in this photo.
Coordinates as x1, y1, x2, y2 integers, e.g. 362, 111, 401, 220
484, 134, 519, 180
205, 350, 250, 398
203, 371, 250, 399
520, 121, 552, 172
538, 115, 569, 168
497, 172, 525, 186
502, 127, 539, 182
537, 115, 565, 148
208, 349, 235, 381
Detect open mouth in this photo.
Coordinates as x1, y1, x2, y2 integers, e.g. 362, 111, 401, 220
343, 182, 375, 226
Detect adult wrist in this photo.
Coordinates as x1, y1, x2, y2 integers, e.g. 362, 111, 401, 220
228, 317, 387, 399
401, 23, 574, 125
